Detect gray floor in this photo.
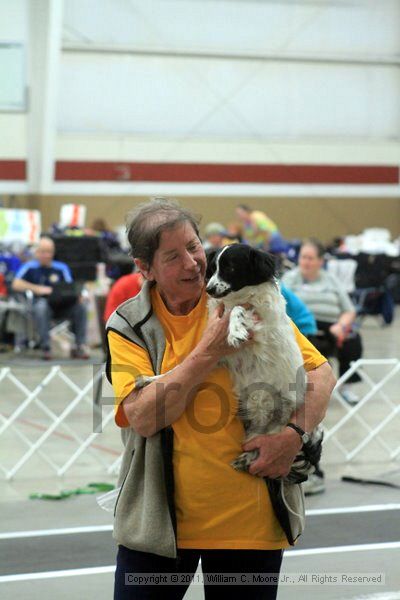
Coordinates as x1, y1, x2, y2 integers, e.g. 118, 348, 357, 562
1, 312, 400, 599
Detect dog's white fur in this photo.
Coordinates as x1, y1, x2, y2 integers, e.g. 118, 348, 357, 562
207, 277, 309, 471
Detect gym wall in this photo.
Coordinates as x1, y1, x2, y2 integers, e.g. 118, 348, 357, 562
5, 194, 400, 244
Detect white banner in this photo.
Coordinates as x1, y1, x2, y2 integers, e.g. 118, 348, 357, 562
0, 208, 41, 244
59, 204, 86, 228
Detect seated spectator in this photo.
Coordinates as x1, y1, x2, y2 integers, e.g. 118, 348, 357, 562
282, 238, 362, 398
282, 238, 363, 496
235, 204, 284, 252
86, 218, 121, 251
12, 237, 89, 360
202, 223, 227, 251
103, 272, 143, 322
202, 223, 241, 252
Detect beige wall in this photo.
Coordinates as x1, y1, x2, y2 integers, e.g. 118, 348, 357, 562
3, 194, 400, 244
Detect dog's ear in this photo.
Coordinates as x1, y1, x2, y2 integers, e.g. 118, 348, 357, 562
205, 248, 218, 282
250, 248, 276, 282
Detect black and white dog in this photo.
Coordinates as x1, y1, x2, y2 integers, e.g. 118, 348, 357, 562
206, 244, 321, 480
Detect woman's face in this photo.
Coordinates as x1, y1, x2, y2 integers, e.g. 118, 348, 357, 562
298, 244, 323, 279
142, 222, 206, 304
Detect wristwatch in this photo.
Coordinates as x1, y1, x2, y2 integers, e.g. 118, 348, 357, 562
286, 422, 311, 446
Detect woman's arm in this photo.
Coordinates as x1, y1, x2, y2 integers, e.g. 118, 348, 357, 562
286, 361, 335, 434
120, 305, 248, 437
242, 361, 336, 478
328, 273, 357, 338
12, 278, 52, 296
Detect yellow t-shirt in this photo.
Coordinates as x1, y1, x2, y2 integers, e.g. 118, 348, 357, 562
108, 287, 326, 551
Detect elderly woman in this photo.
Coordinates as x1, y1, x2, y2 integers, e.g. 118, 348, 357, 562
282, 239, 362, 396
282, 238, 363, 496
107, 199, 335, 600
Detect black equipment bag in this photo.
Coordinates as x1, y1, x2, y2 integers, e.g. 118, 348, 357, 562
47, 282, 82, 309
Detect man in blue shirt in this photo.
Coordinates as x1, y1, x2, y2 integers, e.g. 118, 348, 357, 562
12, 237, 89, 360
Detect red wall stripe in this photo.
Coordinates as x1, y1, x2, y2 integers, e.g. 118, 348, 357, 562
0, 160, 398, 185
55, 161, 399, 184
0, 160, 26, 180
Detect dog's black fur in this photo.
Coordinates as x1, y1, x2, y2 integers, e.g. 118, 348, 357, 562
205, 243, 322, 481
206, 244, 276, 297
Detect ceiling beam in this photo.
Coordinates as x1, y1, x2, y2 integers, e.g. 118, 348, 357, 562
62, 43, 400, 68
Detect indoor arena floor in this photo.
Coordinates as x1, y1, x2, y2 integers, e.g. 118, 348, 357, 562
1, 313, 400, 600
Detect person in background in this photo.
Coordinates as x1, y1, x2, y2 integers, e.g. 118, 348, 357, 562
202, 222, 241, 252
282, 239, 362, 396
202, 222, 228, 251
0, 273, 7, 298
235, 205, 283, 252
0, 248, 22, 297
86, 218, 121, 251
280, 283, 317, 337
12, 237, 89, 360
282, 238, 363, 494
103, 271, 143, 322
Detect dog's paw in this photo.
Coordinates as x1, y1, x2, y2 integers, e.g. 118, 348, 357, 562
227, 330, 249, 348
227, 306, 250, 347
231, 449, 259, 472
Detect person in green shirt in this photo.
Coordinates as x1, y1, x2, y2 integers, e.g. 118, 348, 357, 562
235, 205, 284, 252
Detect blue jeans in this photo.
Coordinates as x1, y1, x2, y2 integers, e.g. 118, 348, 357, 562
32, 297, 87, 350
114, 546, 283, 600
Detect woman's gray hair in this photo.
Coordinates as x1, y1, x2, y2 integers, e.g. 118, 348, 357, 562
301, 237, 325, 258
126, 197, 201, 266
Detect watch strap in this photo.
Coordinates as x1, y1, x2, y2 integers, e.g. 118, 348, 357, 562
286, 422, 309, 444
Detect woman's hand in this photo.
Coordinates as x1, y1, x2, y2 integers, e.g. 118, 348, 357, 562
329, 322, 353, 349
329, 311, 356, 342
243, 429, 302, 479
197, 304, 255, 359
329, 322, 344, 339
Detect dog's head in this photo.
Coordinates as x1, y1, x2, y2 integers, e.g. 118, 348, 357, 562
206, 244, 276, 298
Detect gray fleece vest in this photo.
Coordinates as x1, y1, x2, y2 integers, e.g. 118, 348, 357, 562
106, 281, 177, 558
106, 281, 305, 558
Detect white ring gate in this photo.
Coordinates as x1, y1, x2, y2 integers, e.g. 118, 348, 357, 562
324, 359, 400, 462
1, 359, 399, 480
0, 364, 121, 480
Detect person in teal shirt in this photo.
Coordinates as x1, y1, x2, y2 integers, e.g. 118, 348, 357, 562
280, 282, 317, 336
